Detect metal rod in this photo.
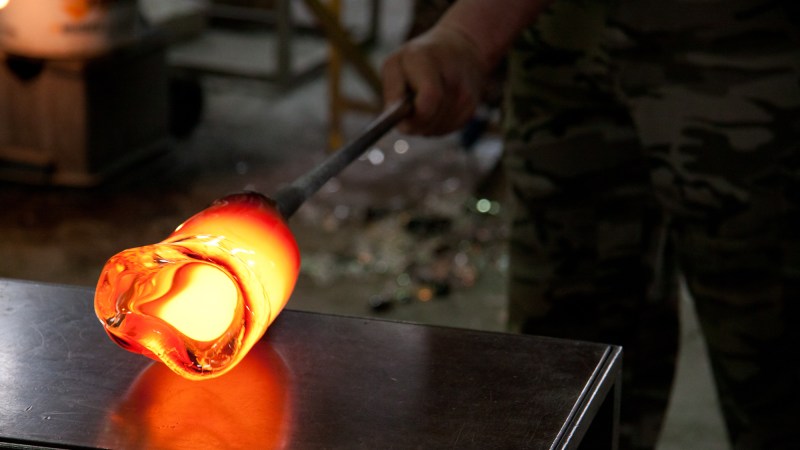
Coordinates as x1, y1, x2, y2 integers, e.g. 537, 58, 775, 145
273, 96, 413, 218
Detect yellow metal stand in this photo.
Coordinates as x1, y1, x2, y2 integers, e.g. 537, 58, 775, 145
302, 0, 383, 151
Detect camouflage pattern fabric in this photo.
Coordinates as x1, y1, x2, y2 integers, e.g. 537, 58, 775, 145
502, 0, 800, 449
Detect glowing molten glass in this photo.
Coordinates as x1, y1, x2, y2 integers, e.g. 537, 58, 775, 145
94, 192, 300, 380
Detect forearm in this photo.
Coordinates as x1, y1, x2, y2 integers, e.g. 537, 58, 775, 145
435, 0, 553, 71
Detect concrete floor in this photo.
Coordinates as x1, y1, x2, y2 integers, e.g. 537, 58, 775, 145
0, 1, 731, 448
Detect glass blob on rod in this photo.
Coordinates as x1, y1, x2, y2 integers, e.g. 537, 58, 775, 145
94, 98, 412, 380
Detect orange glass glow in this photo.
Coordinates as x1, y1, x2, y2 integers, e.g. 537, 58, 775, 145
99, 344, 293, 449
94, 192, 300, 380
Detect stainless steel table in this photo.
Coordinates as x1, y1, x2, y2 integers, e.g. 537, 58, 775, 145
0, 278, 621, 449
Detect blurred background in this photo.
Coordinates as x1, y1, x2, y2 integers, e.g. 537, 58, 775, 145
0, 0, 510, 330
0, 1, 729, 448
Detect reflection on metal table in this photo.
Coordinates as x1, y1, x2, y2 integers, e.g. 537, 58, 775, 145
0, 278, 621, 449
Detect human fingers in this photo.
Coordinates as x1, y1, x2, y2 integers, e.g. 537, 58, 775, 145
394, 42, 448, 135
381, 51, 407, 108
381, 31, 457, 136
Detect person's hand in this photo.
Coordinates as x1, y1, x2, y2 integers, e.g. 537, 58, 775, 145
381, 24, 490, 136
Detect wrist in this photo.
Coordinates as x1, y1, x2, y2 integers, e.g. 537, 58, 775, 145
434, 0, 550, 71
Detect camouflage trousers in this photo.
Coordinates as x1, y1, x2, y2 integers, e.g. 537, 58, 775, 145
502, 1, 800, 449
